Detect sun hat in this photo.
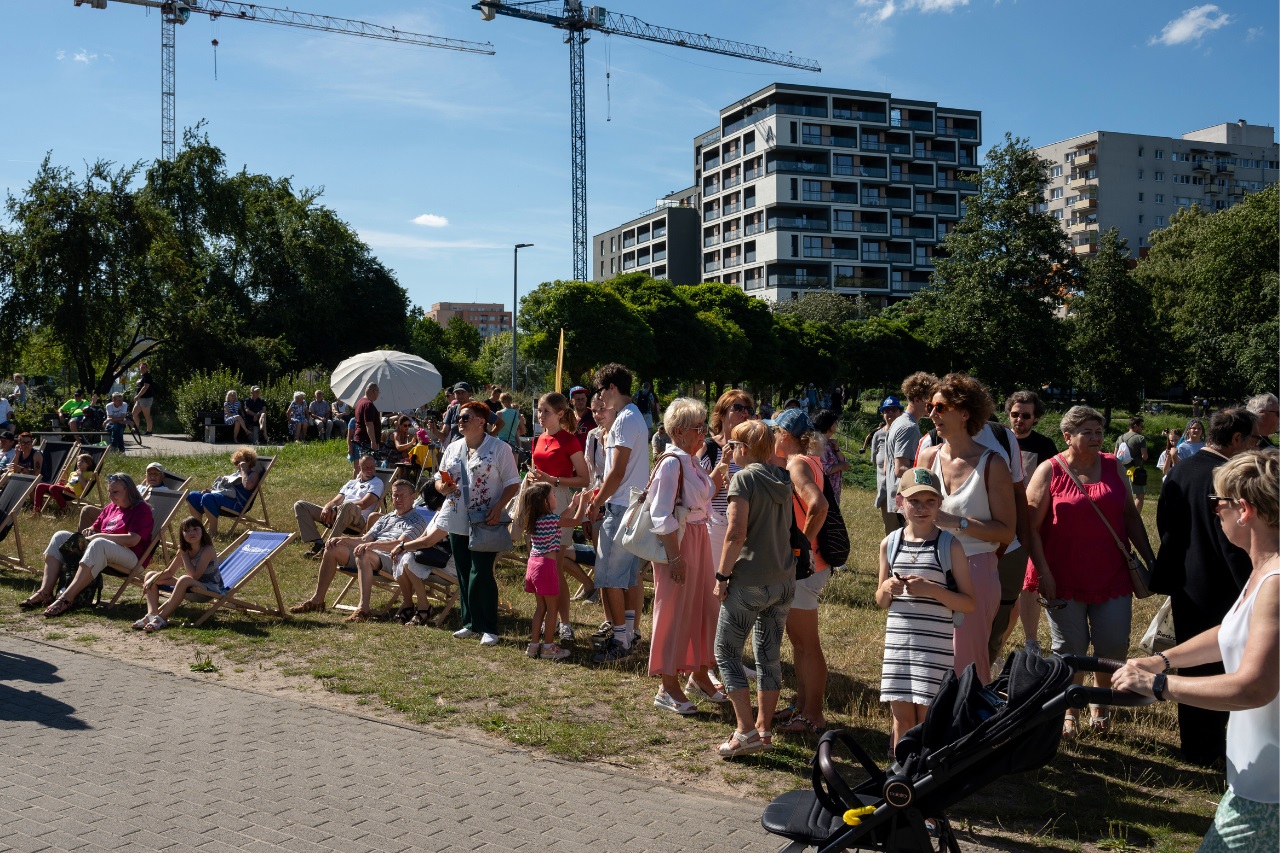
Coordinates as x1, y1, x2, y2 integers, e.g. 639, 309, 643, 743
878, 395, 903, 412
898, 467, 942, 499
766, 408, 812, 438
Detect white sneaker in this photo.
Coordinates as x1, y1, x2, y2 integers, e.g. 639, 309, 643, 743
558, 622, 575, 642
480, 633, 500, 647
526, 642, 542, 658
453, 628, 479, 639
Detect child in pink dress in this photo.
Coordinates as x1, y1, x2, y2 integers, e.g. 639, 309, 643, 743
521, 484, 587, 660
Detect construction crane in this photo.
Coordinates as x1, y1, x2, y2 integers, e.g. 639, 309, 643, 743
73, 0, 495, 161
474, 1, 820, 282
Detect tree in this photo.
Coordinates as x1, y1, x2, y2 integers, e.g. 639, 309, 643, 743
677, 282, 775, 387
916, 133, 1074, 395
518, 280, 654, 385
771, 290, 870, 325
606, 273, 707, 386
1134, 185, 1279, 399
1067, 229, 1155, 421
407, 311, 480, 387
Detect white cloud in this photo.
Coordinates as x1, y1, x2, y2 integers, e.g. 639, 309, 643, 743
1246, 26, 1263, 42
55, 50, 66, 61
412, 213, 449, 227
57, 48, 108, 64
359, 229, 504, 251
856, 0, 966, 22
1149, 5, 1232, 46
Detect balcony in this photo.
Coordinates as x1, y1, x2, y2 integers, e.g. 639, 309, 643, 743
862, 250, 913, 263
744, 167, 764, 181
936, 176, 973, 189
778, 103, 828, 118
1072, 243, 1097, 255
637, 231, 650, 244
861, 139, 911, 154
915, 201, 957, 214
833, 108, 887, 122
723, 175, 742, 190
723, 256, 742, 268
834, 164, 888, 179
1075, 197, 1098, 211
891, 279, 926, 293
723, 149, 741, 163
936, 125, 978, 139
834, 219, 889, 234
891, 117, 934, 132
892, 226, 936, 238
704, 182, 720, 196
745, 221, 765, 235
622, 236, 636, 248
704, 236, 720, 248
704, 156, 720, 171
703, 209, 720, 222
768, 274, 831, 288
958, 153, 975, 165
768, 160, 829, 175
723, 230, 741, 243
803, 190, 860, 204
914, 256, 935, 267
704, 260, 721, 273
1075, 153, 1097, 168
653, 225, 666, 238
652, 249, 666, 261
1192, 161, 1211, 173
744, 277, 765, 291
863, 196, 913, 209
803, 246, 859, 259
895, 173, 936, 185
836, 275, 888, 290
803, 134, 858, 149
722, 203, 742, 216
768, 217, 829, 231
917, 149, 958, 162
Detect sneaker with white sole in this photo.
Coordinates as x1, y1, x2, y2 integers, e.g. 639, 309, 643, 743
525, 642, 542, 658
453, 628, 480, 640
540, 643, 571, 661
480, 633, 500, 647
592, 638, 633, 663
557, 622, 575, 642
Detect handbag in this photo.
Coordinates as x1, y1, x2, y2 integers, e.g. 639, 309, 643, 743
1139, 596, 1177, 654
616, 453, 690, 564
211, 473, 242, 499
1051, 455, 1154, 598
458, 453, 514, 553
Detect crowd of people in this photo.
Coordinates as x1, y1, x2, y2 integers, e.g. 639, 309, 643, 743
9, 360, 1277, 848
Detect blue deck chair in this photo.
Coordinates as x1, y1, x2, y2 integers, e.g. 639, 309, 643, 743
163, 530, 295, 627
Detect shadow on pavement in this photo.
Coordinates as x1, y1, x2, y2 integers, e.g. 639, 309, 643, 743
0, 649, 90, 729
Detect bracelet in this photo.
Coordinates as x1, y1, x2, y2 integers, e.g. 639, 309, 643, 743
1157, 651, 1172, 673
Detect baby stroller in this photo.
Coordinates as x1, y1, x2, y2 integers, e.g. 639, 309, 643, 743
760, 653, 1154, 852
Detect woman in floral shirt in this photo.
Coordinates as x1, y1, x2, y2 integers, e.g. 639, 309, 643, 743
434, 400, 521, 646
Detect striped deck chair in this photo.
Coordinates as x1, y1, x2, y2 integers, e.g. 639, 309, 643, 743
223, 456, 275, 537
0, 474, 39, 571
163, 530, 294, 627
104, 487, 189, 605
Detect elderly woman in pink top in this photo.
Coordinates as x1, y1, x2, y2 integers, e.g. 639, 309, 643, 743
647, 397, 724, 715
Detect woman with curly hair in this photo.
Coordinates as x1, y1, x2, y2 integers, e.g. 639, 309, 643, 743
915, 373, 1016, 684
698, 388, 756, 572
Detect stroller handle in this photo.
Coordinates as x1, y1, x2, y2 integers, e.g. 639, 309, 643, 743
1061, 655, 1157, 708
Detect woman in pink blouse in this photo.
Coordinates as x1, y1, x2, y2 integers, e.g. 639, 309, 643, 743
648, 398, 725, 715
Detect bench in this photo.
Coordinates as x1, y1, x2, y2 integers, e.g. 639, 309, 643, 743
198, 411, 234, 444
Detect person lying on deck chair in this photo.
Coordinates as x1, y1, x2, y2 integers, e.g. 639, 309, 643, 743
288, 479, 428, 621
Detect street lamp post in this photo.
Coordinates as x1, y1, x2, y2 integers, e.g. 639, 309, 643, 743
512, 243, 533, 396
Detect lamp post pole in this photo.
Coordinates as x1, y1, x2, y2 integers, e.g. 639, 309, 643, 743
512, 243, 533, 396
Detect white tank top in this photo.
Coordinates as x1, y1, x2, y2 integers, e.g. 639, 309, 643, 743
931, 448, 997, 556
1219, 568, 1280, 804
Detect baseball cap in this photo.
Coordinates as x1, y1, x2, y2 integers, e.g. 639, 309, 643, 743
146, 461, 164, 472
898, 467, 942, 499
766, 408, 812, 438
569, 385, 588, 397
251, 386, 261, 392
0, 430, 15, 442
878, 395, 903, 412
453, 382, 473, 393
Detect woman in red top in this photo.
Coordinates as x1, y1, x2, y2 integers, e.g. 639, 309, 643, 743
526, 392, 593, 640
1025, 405, 1155, 738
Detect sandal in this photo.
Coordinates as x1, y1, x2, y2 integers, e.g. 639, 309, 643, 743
287, 599, 326, 614
686, 678, 731, 704
773, 704, 800, 725
42, 598, 74, 618
779, 713, 826, 735
20, 592, 54, 610
1090, 711, 1111, 734
144, 616, 169, 633
759, 730, 773, 747
393, 605, 415, 624
343, 609, 373, 623
718, 729, 767, 758
132, 616, 155, 630
406, 609, 434, 626
1062, 712, 1079, 741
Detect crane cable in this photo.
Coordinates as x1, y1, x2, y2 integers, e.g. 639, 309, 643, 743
210, 15, 219, 80
605, 35, 611, 122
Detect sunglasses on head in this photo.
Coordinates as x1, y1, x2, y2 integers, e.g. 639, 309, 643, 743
107, 473, 127, 484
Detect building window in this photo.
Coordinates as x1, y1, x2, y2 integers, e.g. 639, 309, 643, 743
1050, 188, 1063, 200
1052, 210, 1063, 220
610, 236, 617, 252
1050, 165, 1063, 178
1138, 214, 1144, 224
1154, 172, 1164, 182
1155, 215, 1165, 226
1154, 149, 1164, 159
1138, 192, 1144, 202
1137, 169, 1143, 180
1138, 146, 1144, 157
1139, 236, 1146, 246
1155, 193, 1164, 203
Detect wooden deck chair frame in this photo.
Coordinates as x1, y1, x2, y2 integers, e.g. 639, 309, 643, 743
104, 487, 189, 606
155, 472, 193, 561
159, 530, 295, 627
412, 566, 517, 626
331, 555, 402, 614
73, 443, 111, 506
0, 474, 40, 572
223, 455, 275, 538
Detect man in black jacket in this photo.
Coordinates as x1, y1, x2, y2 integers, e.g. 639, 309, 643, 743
1152, 407, 1256, 765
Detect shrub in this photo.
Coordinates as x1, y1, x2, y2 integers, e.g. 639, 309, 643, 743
172, 369, 332, 440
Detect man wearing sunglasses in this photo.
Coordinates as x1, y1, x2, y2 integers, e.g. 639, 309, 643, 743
1152, 407, 1256, 766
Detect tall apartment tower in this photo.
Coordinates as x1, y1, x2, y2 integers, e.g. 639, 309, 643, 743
697, 83, 981, 304
1035, 120, 1278, 258
593, 186, 702, 284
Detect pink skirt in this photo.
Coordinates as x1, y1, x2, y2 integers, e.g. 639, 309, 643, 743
525, 554, 561, 596
648, 522, 718, 677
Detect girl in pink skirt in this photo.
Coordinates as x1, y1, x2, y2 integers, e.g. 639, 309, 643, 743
521, 484, 587, 661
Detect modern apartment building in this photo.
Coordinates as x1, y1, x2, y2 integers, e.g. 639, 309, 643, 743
697, 83, 981, 304
593, 187, 701, 284
427, 302, 511, 339
1035, 120, 1278, 258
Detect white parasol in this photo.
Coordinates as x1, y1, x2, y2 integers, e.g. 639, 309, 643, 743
330, 350, 442, 412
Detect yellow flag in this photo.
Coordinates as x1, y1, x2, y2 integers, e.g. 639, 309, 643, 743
555, 328, 565, 393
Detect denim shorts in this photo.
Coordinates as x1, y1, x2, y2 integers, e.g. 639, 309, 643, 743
593, 504, 640, 589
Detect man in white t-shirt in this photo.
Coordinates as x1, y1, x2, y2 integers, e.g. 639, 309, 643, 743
292, 455, 386, 557
585, 363, 651, 662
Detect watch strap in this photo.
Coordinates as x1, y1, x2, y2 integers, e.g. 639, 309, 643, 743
714, 572, 731, 583
1152, 672, 1168, 701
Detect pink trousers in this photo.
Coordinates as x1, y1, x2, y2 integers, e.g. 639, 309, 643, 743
953, 551, 1000, 683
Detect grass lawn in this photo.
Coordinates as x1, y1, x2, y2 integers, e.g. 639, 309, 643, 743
0, 439, 1220, 852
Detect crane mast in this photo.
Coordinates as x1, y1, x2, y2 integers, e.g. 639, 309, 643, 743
73, 0, 495, 161
475, 1, 820, 282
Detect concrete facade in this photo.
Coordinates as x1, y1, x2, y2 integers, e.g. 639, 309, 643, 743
1035, 120, 1278, 258
593, 188, 701, 285
427, 302, 512, 339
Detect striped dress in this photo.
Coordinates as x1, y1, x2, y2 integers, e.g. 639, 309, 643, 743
880, 536, 956, 705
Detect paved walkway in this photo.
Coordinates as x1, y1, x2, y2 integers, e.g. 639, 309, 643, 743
121, 433, 282, 458
0, 635, 782, 853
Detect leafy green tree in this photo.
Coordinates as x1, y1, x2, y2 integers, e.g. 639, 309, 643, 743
407, 310, 479, 387
771, 290, 870, 325
443, 316, 484, 362
678, 282, 775, 386
606, 273, 707, 385
518, 280, 654, 386
916, 133, 1073, 394
1068, 229, 1155, 421
1135, 185, 1278, 398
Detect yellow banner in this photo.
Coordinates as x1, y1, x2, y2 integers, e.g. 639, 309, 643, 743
555, 327, 565, 393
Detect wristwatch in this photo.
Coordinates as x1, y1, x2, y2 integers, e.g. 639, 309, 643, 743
957, 517, 970, 531
1152, 673, 1168, 701
715, 572, 732, 583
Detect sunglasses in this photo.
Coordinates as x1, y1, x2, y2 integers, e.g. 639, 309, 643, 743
725, 440, 746, 450
107, 474, 127, 484
1008, 412, 1035, 421
927, 402, 954, 415
1037, 595, 1067, 611
730, 403, 755, 416
457, 414, 475, 424
1208, 493, 1240, 510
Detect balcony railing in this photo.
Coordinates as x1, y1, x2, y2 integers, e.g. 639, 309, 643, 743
891, 279, 926, 293
704, 182, 720, 195
803, 134, 858, 149
833, 108, 887, 122
834, 220, 889, 234
723, 149, 741, 163
652, 249, 666, 261
915, 201, 957, 213
863, 196, 913, 209
861, 139, 911, 154
862, 250, 912, 263
958, 153, 975, 166
936, 125, 978, 139
892, 226, 935, 238
769, 274, 830, 287
894, 173, 935, 184
917, 149, 958, 162
914, 256, 935, 267
803, 190, 860, 204
768, 217, 829, 231
720, 204, 740, 217
623, 236, 636, 248
704, 261, 721, 273
744, 277, 766, 291
723, 256, 742, 268
768, 160, 829, 175
803, 247, 859, 259
722, 103, 828, 137
936, 177, 973, 189
745, 221, 765, 235
704, 157, 720, 170
704, 236, 719, 248
703, 209, 720, 222
723, 175, 742, 190
834, 164, 888, 179
744, 167, 764, 181
891, 117, 934, 131
653, 226, 666, 238
723, 230, 741, 243
637, 232, 650, 244
835, 275, 887, 289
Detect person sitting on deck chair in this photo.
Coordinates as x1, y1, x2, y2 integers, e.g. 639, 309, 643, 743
292, 455, 385, 559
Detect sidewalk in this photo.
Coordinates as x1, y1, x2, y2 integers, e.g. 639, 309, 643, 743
121, 432, 282, 458
0, 634, 783, 853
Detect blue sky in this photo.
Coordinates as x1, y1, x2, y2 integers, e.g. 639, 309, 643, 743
2, 0, 1276, 312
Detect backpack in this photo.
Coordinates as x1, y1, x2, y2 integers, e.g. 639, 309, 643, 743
815, 469, 850, 567
789, 507, 814, 581
635, 390, 652, 415
1115, 434, 1133, 465
56, 563, 102, 608
887, 527, 961, 625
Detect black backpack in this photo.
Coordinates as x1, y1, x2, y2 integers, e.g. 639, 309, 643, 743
815, 469, 850, 568
789, 507, 814, 581
56, 564, 102, 608
635, 390, 652, 414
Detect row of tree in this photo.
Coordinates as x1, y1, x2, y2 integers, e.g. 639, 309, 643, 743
1, 132, 1274, 411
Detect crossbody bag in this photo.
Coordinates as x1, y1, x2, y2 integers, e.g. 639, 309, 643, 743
1051, 454, 1153, 598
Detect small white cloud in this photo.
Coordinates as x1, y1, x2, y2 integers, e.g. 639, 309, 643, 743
411, 213, 449, 228
1246, 26, 1263, 42
1149, 5, 1232, 47
73, 49, 99, 64
55, 50, 66, 61
876, 1, 897, 22
915, 0, 968, 11
856, 0, 965, 22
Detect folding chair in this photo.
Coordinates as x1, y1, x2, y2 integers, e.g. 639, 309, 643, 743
331, 553, 403, 614
38, 439, 77, 486
223, 455, 275, 537
0, 474, 39, 571
157, 530, 295, 627
103, 487, 189, 605
160, 470, 192, 492
70, 443, 109, 506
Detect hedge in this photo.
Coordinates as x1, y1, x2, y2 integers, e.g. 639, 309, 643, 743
172, 369, 332, 440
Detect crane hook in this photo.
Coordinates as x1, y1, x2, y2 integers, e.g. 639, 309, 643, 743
211, 38, 219, 80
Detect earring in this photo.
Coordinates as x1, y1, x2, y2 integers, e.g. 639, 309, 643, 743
1237, 518, 1246, 527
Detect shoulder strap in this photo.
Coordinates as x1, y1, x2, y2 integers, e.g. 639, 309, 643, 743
937, 529, 955, 586
1050, 454, 1129, 559
928, 427, 940, 448
887, 527, 904, 566
988, 422, 1010, 456
646, 452, 685, 505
